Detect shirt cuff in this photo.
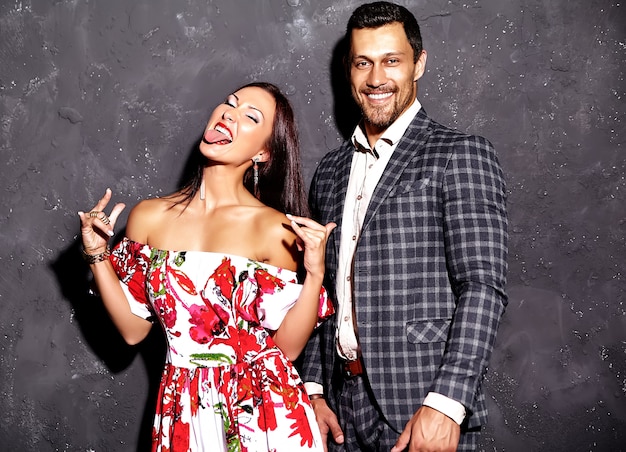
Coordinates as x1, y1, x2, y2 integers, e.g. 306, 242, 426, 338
422, 392, 466, 425
304, 382, 324, 397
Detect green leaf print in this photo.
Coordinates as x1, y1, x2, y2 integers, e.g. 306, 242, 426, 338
189, 352, 234, 367
174, 251, 187, 267
216, 402, 242, 452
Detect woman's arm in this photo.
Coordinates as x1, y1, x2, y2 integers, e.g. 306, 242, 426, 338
270, 214, 335, 361
78, 189, 153, 345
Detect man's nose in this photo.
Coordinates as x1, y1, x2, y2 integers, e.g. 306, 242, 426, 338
366, 64, 387, 87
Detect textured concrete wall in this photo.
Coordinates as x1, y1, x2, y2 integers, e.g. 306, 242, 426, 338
0, 1, 624, 451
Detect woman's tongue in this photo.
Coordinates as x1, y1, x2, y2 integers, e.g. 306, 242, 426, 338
204, 129, 231, 144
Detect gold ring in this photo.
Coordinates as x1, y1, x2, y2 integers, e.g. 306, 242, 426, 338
88, 211, 101, 218
99, 213, 111, 225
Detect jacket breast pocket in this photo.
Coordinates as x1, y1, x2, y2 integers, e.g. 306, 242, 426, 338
406, 318, 451, 344
389, 177, 431, 197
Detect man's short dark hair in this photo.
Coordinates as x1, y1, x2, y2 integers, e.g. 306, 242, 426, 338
346, 1, 423, 62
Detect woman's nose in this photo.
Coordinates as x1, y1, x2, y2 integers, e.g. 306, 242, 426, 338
222, 108, 235, 121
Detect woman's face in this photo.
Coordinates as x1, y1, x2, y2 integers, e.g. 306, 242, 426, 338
200, 86, 276, 164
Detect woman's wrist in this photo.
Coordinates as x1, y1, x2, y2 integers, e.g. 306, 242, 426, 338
82, 246, 111, 264
304, 270, 324, 284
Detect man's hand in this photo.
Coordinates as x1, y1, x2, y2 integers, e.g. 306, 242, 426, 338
391, 406, 460, 452
311, 398, 344, 452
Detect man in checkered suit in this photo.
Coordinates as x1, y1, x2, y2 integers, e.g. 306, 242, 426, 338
298, 2, 508, 451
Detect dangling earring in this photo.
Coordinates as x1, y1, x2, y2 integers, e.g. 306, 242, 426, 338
252, 157, 260, 198
200, 178, 205, 200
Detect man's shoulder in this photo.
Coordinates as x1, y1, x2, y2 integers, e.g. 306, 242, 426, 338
416, 110, 494, 150
316, 140, 353, 168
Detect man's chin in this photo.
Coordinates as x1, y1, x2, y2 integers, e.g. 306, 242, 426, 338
363, 113, 395, 130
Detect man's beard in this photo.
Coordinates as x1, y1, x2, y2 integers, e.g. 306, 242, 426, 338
355, 85, 416, 130
361, 102, 401, 130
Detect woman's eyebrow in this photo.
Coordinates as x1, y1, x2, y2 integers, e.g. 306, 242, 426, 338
248, 106, 264, 118
231, 93, 264, 118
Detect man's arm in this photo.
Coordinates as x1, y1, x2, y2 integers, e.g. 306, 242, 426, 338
432, 134, 508, 410
393, 135, 508, 452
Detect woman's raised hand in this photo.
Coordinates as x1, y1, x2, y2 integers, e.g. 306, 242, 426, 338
286, 214, 336, 280
78, 188, 126, 255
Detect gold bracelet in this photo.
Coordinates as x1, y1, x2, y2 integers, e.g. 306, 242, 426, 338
82, 247, 111, 264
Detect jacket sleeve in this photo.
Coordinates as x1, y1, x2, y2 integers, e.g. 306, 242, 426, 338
430, 134, 508, 415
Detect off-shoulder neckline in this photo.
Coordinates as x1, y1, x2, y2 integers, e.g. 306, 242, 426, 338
121, 237, 296, 274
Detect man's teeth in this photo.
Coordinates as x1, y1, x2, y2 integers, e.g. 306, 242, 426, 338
215, 125, 232, 141
368, 92, 393, 100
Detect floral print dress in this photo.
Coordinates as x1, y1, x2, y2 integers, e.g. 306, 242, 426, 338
109, 238, 333, 452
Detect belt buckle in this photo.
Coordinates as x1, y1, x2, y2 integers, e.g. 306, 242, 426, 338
343, 357, 363, 377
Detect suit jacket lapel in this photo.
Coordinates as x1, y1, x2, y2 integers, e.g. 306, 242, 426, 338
362, 109, 432, 232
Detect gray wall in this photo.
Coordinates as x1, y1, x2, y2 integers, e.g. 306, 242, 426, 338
1, 0, 624, 451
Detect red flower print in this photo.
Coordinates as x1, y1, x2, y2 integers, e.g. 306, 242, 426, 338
188, 303, 230, 343
170, 419, 190, 451
272, 381, 300, 411
233, 283, 250, 317
212, 258, 236, 299
190, 371, 200, 417
110, 239, 150, 306
287, 404, 314, 447
318, 286, 334, 318
257, 390, 277, 433
254, 268, 285, 295
171, 268, 197, 296
150, 265, 163, 295
154, 292, 177, 329
158, 383, 175, 419
236, 369, 254, 407
237, 329, 264, 359
127, 270, 148, 305
109, 239, 136, 280
233, 280, 259, 324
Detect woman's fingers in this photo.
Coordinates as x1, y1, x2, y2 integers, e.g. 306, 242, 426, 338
78, 190, 126, 251
287, 215, 335, 245
286, 214, 326, 230
108, 202, 126, 228
286, 215, 336, 278
93, 187, 113, 212
287, 214, 336, 235
286, 214, 337, 268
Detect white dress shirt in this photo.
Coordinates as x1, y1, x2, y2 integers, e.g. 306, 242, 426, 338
306, 99, 466, 425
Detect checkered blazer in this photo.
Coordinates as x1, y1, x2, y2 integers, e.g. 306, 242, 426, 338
299, 107, 508, 432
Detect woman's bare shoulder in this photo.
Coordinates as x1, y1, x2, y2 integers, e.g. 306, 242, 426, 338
126, 197, 180, 242
257, 207, 299, 270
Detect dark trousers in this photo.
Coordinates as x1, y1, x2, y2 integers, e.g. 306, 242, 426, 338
330, 374, 480, 452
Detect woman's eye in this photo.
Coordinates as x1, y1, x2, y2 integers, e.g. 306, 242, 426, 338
247, 115, 259, 123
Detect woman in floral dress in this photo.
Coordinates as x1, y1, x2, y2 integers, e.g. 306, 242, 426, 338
78, 82, 336, 451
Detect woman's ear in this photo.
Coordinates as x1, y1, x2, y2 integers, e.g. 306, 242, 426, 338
255, 149, 270, 163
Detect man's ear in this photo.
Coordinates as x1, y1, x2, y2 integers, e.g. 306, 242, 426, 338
414, 50, 428, 81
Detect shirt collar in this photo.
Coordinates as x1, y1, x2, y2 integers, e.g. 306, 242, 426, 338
351, 98, 422, 158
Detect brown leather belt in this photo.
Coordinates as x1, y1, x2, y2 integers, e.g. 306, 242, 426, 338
343, 357, 364, 377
